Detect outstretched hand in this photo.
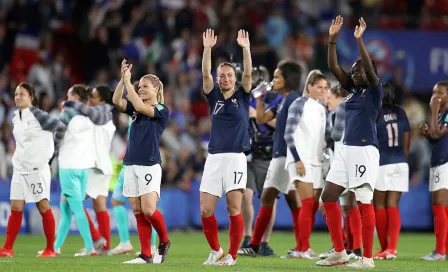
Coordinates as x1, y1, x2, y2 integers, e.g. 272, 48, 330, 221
354, 17, 367, 39
203, 29, 217, 48
236, 29, 250, 49
329, 15, 343, 38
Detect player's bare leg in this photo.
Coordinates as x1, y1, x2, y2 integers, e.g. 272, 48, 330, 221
374, 190, 388, 256
200, 192, 224, 264
241, 188, 254, 243
422, 189, 448, 261
0, 200, 25, 257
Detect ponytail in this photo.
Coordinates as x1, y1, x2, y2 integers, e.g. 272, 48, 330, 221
18, 82, 39, 108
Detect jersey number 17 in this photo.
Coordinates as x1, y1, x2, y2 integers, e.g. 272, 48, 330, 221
386, 122, 399, 147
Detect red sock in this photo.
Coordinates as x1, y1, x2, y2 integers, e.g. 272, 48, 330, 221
201, 215, 220, 251
292, 208, 301, 251
41, 209, 55, 251
432, 205, 447, 255
323, 202, 345, 252
3, 210, 22, 250
445, 207, 448, 255
84, 208, 101, 241
250, 206, 273, 246
96, 211, 111, 250
135, 213, 152, 257
311, 201, 319, 229
386, 207, 401, 250
299, 198, 314, 251
228, 214, 243, 260
148, 210, 169, 243
349, 208, 362, 250
345, 215, 353, 250
375, 208, 388, 251
359, 204, 375, 258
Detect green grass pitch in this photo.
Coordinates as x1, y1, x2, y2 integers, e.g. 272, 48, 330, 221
0, 231, 445, 271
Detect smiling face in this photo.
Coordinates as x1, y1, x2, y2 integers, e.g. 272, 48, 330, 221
217, 64, 236, 92
351, 60, 368, 87
138, 77, 158, 101
14, 86, 33, 110
433, 83, 448, 111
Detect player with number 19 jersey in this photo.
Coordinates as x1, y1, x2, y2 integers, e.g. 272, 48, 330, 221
376, 107, 410, 192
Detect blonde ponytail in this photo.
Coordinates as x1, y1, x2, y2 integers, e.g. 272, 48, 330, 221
302, 69, 324, 96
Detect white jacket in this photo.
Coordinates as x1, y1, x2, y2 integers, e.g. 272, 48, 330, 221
93, 120, 116, 174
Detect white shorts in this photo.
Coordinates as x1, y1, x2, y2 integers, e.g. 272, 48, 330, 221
326, 145, 379, 190
263, 157, 292, 194
375, 163, 409, 192
200, 153, 247, 197
123, 164, 162, 198
429, 162, 448, 192
86, 168, 111, 199
10, 165, 51, 203
287, 163, 324, 189
339, 189, 350, 206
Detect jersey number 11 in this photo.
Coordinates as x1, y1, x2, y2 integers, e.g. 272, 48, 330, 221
386, 123, 399, 147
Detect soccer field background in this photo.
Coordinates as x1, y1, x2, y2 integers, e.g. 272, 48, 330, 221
1, 231, 444, 271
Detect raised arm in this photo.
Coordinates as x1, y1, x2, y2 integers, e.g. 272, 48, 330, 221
112, 59, 129, 112
255, 97, 275, 124
428, 96, 448, 140
328, 16, 351, 89
202, 29, 217, 94
64, 101, 113, 125
354, 18, 379, 87
123, 66, 156, 118
237, 29, 252, 93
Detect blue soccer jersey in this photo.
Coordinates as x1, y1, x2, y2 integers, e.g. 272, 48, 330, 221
268, 91, 300, 158
123, 101, 169, 166
343, 80, 384, 147
430, 109, 448, 167
377, 108, 410, 165
205, 85, 251, 154
249, 92, 282, 134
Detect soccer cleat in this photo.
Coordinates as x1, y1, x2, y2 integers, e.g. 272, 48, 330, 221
421, 251, 445, 261
240, 236, 251, 248
346, 257, 375, 269
301, 248, 319, 259
74, 248, 98, 257
374, 249, 397, 260
37, 248, 61, 256
93, 237, 107, 251
153, 240, 170, 264
319, 247, 334, 259
258, 242, 275, 256
110, 241, 133, 255
216, 254, 237, 266
280, 250, 301, 259
123, 253, 152, 264
316, 250, 349, 266
237, 244, 259, 256
0, 248, 14, 257
37, 249, 57, 258
203, 247, 224, 265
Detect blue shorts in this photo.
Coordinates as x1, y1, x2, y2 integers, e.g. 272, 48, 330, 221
59, 168, 89, 200
112, 168, 127, 202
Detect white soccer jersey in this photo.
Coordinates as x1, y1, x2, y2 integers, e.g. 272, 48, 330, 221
285, 97, 328, 167
12, 108, 54, 174
93, 121, 116, 174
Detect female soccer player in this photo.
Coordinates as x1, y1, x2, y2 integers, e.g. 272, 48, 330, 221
373, 83, 410, 260
53, 84, 96, 256
317, 16, 383, 269
420, 81, 448, 261
200, 29, 252, 266
240, 60, 303, 259
63, 85, 116, 254
0, 83, 63, 258
113, 59, 170, 264
284, 70, 329, 259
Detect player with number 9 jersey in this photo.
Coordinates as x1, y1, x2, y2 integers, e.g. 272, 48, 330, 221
112, 59, 170, 264
373, 83, 410, 260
